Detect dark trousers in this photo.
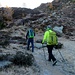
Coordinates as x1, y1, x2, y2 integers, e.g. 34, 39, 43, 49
47, 45, 56, 62
27, 38, 34, 52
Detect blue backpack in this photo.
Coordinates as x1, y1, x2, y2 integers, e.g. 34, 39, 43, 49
28, 29, 34, 38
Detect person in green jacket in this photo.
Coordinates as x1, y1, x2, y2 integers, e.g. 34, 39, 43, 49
42, 25, 57, 66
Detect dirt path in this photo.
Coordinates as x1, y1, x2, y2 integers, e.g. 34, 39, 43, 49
33, 37, 75, 75
33, 48, 64, 75
0, 26, 75, 75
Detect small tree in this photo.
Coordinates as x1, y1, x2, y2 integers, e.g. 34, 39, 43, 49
49, 3, 54, 10
3, 6, 14, 21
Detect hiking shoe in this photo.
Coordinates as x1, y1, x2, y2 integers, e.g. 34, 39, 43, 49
32, 51, 34, 52
27, 48, 30, 50
48, 59, 51, 62
53, 60, 57, 66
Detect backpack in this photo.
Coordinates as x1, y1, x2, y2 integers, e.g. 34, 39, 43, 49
48, 30, 58, 45
28, 29, 34, 38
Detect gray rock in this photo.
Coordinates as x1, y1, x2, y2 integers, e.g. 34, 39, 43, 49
0, 61, 12, 69
34, 43, 46, 49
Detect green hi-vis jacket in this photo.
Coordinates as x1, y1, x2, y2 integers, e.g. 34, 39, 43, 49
42, 30, 58, 45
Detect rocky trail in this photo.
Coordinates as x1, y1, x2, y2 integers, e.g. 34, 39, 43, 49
0, 0, 75, 74
0, 25, 75, 75
32, 36, 75, 75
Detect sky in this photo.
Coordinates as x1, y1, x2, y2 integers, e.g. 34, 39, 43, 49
0, 0, 53, 9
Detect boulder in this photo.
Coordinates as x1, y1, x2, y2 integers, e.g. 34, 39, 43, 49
54, 42, 63, 49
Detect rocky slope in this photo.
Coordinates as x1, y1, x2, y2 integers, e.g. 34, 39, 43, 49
0, 25, 75, 75
0, 0, 75, 74
35, 0, 75, 35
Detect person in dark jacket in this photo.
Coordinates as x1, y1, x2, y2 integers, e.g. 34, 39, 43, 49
26, 28, 35, 52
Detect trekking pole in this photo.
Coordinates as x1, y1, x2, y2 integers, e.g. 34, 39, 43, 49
57, 49, 71, 70
57, 49, 65, 62
34, 37, 36, 47
42, 44, 47, 65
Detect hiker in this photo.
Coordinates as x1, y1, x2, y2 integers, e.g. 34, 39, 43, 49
26, 27, 35, 52
42, 25, 58, 66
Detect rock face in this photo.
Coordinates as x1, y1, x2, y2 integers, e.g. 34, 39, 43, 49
0, 0, 75, 36
0, 1, 75, 47
12, 8, 40, 19
34, 0, 75, 36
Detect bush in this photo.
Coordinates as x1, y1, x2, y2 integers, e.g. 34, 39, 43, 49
13, 51, 34, 66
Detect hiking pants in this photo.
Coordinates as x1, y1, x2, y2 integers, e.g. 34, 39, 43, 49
47, 45, 56, 62
27, 38, 34, 52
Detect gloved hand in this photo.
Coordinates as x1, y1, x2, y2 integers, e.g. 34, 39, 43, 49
42, 41, 44, 44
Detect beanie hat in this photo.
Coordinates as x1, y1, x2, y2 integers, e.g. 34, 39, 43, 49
46, 25, 52, 30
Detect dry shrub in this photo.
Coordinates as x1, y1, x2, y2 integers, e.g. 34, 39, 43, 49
35, 28, 39, 32
38, 29, 43, 33
13, 51, 34, 66
3, 7, 14, 21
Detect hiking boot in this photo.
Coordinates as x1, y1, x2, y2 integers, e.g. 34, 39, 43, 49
53, 60, 57, 66
32, 50, 34, 52
48, 59, 51, 62
27, 49, 30, 50
27, 47, 30, 50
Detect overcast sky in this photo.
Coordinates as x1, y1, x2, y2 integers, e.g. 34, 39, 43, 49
0, 0, 53, 9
